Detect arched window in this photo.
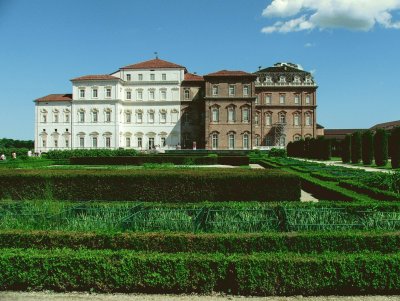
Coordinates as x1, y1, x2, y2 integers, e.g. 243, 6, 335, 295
294, 114, 300, 126
254, 113, 259, 125
227, 107, 235, 122
279, 112, 286, 124
184, 89, 190, 100
243, 133, 249, 149
211, 107, 219, 122
242, 107, 250, 123
265, 113, 272, 126
279, 135, 286, 147
294, 135, 301, 141
212, 133, 218, 149
255, 135, 260, 147
305, 113, 312, 126
228, 133, 235, 149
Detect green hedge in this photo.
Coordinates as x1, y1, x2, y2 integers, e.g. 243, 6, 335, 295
351, 131, 362, 164
1, 248, 400, 295
341, 134, 351, 163
374, 129, 389, 167
391, 126, 400, 169
44, 149, 139, 159
2, 230, 400, 254
0, 169, 300, 202
339, 179, 400, 201
362, 130, 374, 165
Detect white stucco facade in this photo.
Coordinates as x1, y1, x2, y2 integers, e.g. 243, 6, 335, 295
34, 59, 186, 153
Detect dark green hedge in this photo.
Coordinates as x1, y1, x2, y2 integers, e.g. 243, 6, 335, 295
390, 126, 400, 169
362, 130, 374, 165
1, 248, 400, 295
44, 149, 139, 159
351, 131, 362, 164
339, 179, 400, 201
342, 134, 351, 163
2, 230, 400, 254
374, 129, 389, 167
70, 155, 249, 166
0, 169, 300, 202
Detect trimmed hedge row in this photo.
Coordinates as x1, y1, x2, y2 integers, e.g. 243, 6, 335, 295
339, 180, 400, 202
1, 248, 400, 295
0, 169, 300, 202
1, 230, 400, 254
70, 156, 249, 166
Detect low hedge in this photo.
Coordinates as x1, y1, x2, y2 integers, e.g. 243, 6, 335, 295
339, 180, 400, 201
2, 230, 400, 254
1, 249, 400, 295
0, 169, 300, 202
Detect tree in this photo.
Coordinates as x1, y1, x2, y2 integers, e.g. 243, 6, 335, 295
390, 126, 400, 169
342, 135, 351, 163
351, 131, 362, 164
374, 128, 388, 167
361, 130, 374, 165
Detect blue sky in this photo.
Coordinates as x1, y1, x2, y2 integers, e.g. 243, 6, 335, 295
0, 0, 399, 140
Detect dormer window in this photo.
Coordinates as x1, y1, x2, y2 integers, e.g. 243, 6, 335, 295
294, 76, 301, 83
266, 76, 272, 83
305, 76, 312, 84
279, 76, 286, 83
184, 89, 190, 100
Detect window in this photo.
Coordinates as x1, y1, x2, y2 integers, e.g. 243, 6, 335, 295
279, 113, 286, 123
149, 112, 154, 123
243, 85, 249, 96
137, 137, 142, 148
149, 90, 155, 100
228, 133, 235, 149
138, 74, 143, 81
255, 136, 260, 146
306, 114, 312, 126
79, 89, 85, 98
255, 95, 259, 104
266, 136, 272, 146
126, 74, 131, 81
160, 112, 166, 123
255, 114, 259, 125
42, 139, 47, 147
294, 95, 300, 104
93, 111, 98, 123
79, 111, 85, 123
126, 91, 132, 100
279, 136, 286, 147
279, 94, 285, 104
161, 137, 166, 147
171, 111, 178, 122
106, 137, 111, 148
150, 74, 155, 81
54, 140, 58, 148
243, 134, 249, 149
149, 137, 155, 149
212, 85, 218, 96
306, 95, 311, 104
184, 90, 190, 100
65, 138, 69, 148
106, 111, 111, 122
242, 108, 250, 123
161, 90, 166, 100
42, 114, 47, 123
162, 73, 166, 80
294, 114, 300, 126
294, 135, 301, 141
265, 114, 272, 126
212, 133, 218, 149
126, 137, 131, 147
228, 107, 235, 122
211, 108, 219, 122
92, 89, 98, 98
106, 88, 111, 98
137, 90, 143, 100
229, 85, 235, 96
265, 94, 271, 104
92, 137, 98, 148
126, 112, 131, 123
79, 137, 84, 148
65, 114, 70, 123
54, 114, 59, 123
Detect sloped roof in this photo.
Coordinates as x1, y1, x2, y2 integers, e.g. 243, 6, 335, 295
120, 58, 186, 70
370, 120, 400, 130
257, 64, 310, 74
70, 75, 120, 81
35, 94, 72, 102
204, 70, 257, 77
183, 73, 204, 81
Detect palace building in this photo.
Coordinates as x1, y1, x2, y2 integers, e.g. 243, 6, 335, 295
34, 58, 318, 152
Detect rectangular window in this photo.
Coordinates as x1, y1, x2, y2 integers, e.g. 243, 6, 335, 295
149, 112, 154, 123
243, 135, 249, 149
266, 115, 272, 126
212, 134, 218, 150
279, 94, 285, 104
126, 113, 131, 123
161, 112, 166, 123
106, 111, 111, 122
149, 137, 155, 149
54, 140, 58, 148
212, 86, 218, 96
184, 90, 190, 100
126, 137, 131, 147
162, 73, 166, 80
65, 114, 70, 123
171, 112, 178, 122
79, 137, 84, 148
161, 137, 166, 147
150, 74, 155, 81
137, 91, 143, 100
255, 95, 259, 104
93, 111, 98, 123
42, 140, 46, 147
92, 89, 98, 98
255, 114, 259, 125
242, 108, 249, 123
126, 74, 131, 81
265, 94, 271, 104
161, 90, 167, 100
92, 137, 98, 148
79, 89, 85, 98
228, 109, 235, 122
294, 95, 300, 104
126, 91, 131, 100
42, 115, 47, 123
228, 134, 235, 149
54, 114, 59, 123
212, 108, 219, 122
306, 95, 311, 104
106, 137, 111, 148
106, 88, 111, 98
137, 113, 143, 123
306, 115, 312, 126
138, 74, 143, 81
229, 85, 235, 96
65, 139, 69, 148
255, 136, 260, 147
137, 137, 142, 148
294, 115, 300, 126
79, 112, 85, 123
149, 91, 155, 100
243, 85, 249, 96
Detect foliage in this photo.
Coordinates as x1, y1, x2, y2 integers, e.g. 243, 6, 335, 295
362, 130, 374, 165
268, 148, 287, 158
351, 131, 362, 164
288, 138, 331, 160
44, 149, 139, 159
390, 126, 400, 169
0, 138, 34, 149
374, 128, 389, 167
341, 134, 351, 163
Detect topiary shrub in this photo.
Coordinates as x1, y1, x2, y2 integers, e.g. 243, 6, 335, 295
362, 130, 374, 165
351, 131, 362, 164
374, 128, 388, 167
390, 126, 400, 169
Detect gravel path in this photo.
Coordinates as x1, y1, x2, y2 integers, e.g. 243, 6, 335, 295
1, 292, 400, 301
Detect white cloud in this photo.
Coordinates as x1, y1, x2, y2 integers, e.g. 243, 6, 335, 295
304, 42, 315, 47
261, 0, 400, 33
